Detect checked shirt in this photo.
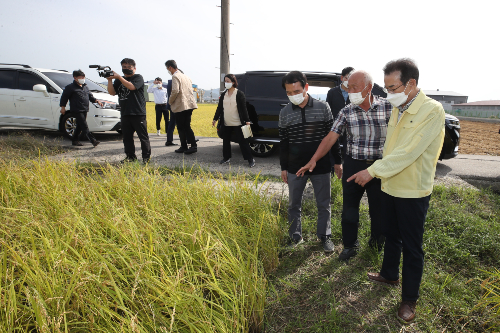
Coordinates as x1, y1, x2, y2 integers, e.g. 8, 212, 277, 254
331, 95, 393, 160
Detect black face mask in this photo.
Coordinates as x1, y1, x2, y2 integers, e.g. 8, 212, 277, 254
122, 68, 133, 75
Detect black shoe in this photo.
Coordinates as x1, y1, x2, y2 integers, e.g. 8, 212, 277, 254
184, 147, 197, 155
287, 237, 304, 249
72, 141, 83, 146
165, 141, 178, 146
339, 247, 358, 261
175, 147, 187, 153
249, 159, 256, 168
220, 158, 230, 164
91, 140, 101, 147
321, 236, 335, 253
120, 157, 137, 164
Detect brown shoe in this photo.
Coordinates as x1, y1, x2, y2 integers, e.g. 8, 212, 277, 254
92, 140, 101, 147
367, 272, 399, 287
72, 141, 83, 146
397, 301, 416, 324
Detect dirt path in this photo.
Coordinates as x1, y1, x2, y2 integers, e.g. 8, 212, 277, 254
459, 120, 500, 156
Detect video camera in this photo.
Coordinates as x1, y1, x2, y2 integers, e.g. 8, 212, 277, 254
89, 65, 114, 78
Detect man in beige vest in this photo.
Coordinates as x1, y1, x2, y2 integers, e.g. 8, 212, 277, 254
165, 60, 198, 154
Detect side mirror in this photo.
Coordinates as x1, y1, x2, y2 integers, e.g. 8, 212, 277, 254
33, 84, 49, 97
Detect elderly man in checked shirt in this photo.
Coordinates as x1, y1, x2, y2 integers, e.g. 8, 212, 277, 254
297, 70, 392, 262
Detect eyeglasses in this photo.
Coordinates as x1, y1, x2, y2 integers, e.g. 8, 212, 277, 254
384, 83, 404, 93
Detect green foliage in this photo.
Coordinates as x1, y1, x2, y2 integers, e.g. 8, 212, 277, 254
0, 160, 281, 332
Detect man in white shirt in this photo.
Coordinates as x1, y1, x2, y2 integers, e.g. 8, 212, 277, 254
147, 77, 173, 138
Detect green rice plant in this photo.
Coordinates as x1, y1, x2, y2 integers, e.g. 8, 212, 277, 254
478, 269, 500, 331
0, 160, 281, 332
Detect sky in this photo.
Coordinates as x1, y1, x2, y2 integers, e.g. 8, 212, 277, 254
0, 0, 498, 102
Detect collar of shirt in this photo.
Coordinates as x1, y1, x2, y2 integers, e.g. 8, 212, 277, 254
291, 93, 313, 110
398, 90, 420, 113
340, 86, 349, 101
73, 81, 86, 89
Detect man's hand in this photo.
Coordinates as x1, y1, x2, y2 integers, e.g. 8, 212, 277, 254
333, 164, 343, 179
60, 107, 66, 115
97, 101, 103, 108
246, 122, 250, 125
212, 120, 216, 127
346, 169, 373, 187
281, 170, 288, 184
296, 160, 316, 177
108, 71, 121, 80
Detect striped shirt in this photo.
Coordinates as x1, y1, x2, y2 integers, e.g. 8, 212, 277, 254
331, 95, 393, 160
279, 95, 333, 174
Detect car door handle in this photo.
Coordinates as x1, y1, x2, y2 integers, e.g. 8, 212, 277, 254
17, 97, 26, 101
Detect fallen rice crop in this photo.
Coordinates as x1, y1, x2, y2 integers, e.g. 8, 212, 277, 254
0, 160, 281, 332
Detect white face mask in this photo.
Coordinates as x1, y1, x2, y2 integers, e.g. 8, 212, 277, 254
224, 82, 233, 89
288, 91, 306, 105
77, 78, 85, 85
156, 83, 162, 88
386, 83, 410, 108
348, 84, 370, 105
342, 80, 348, 88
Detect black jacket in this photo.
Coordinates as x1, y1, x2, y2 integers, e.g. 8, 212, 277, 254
213, 89, 250, 126
60, 81, 97, 112
166, 79, 172, 111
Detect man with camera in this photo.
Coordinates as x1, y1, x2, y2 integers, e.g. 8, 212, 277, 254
60, 69, 102, 147
106, 58, 151, 163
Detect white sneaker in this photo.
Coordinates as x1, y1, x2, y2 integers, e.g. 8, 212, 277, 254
157, 130, 161, 136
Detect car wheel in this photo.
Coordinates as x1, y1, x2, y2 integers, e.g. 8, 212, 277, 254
59, 113, 77, 140
249, 142, 277, 157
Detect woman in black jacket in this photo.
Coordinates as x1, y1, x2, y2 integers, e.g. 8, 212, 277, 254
212, 74, 256, 167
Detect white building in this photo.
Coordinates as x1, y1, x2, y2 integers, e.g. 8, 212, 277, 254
424, 90, 468, 112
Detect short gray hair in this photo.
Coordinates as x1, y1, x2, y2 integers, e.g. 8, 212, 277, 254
351, 70, 373, 86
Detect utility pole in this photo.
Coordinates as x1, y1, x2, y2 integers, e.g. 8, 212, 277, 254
220, 0, 230, 94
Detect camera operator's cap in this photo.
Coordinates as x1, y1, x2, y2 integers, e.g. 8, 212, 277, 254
156, 77, 162, 81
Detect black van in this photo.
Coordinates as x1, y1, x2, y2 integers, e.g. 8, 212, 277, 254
223, 70, 460, 159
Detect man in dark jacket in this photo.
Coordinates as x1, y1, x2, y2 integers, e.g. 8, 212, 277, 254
60, 69, 102, 147
326, 67, 355, 176
164, 79, 177, 146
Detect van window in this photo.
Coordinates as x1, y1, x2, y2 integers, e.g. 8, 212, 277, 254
245, 75, 286, 99
18, 71, 57, 93
0, 70, 17, 89
42, 71, 107, 93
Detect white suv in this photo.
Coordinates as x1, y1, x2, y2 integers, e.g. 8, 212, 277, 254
0, 63, 121, 140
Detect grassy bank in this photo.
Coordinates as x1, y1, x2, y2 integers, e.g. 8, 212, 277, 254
265, 182, 500, 332
146, 103, 218, 138
0, 132, 66, 161
0, 160, 281, 332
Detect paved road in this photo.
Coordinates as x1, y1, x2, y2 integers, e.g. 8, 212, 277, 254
3, 128, 500, 190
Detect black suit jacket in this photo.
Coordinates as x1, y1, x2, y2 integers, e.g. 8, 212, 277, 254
166, 80, 172, 111
213, 89, 250, 126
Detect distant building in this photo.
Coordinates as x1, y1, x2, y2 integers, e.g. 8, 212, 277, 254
424, 89, 468, 112
451, 101, 500, 118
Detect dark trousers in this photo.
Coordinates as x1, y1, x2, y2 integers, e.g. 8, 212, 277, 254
121, 115, 151, 160
222, 125, 253, 161
341, 155, 383, 248
166, 109, 176, 143
155, 104, 169, 130
380, 191, 430, 301
73, 112, 95, 143
175, 109, 196, 149
287, 172, 331, 240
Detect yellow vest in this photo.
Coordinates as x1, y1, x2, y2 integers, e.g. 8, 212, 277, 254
367, 91, 445, 198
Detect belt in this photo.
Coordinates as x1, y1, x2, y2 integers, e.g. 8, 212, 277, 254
156, 103, 167, 105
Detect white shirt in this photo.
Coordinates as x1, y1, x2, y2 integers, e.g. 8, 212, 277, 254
147, 83, 169, 104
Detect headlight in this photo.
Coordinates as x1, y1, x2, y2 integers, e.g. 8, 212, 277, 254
94, 100, 117, 109
446, 119, 460, 127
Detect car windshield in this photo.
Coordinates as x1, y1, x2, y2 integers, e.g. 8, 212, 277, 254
42, 71, 107, 93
